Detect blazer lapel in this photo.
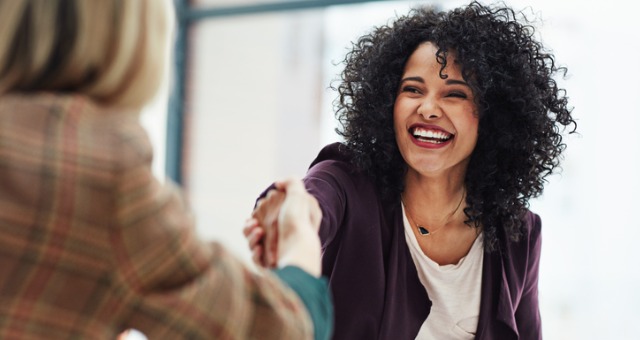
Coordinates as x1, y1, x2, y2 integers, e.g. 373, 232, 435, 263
475, 248, 519, 339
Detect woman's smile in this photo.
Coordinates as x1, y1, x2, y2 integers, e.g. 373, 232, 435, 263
409, 124, 454, 148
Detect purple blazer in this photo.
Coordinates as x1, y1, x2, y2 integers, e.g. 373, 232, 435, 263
301, 143, 542, 340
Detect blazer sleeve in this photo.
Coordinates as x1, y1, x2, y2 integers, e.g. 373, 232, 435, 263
303, 160, 349, 248
273, 267, 334, 340
514, 212, 543, 339
108, 124, 324, 339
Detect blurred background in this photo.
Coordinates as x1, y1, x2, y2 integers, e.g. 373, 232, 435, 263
139, 0, 640, 339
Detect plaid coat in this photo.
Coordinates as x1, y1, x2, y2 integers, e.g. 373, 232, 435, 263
0, 93, 313, 339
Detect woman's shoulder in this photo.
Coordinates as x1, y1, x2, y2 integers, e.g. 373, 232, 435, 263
1, 92, 141, 129
498, 209, 542, 260
307, 143, 363, 177
1, 92, 152, 170
522, 210, 542, 240
309, 142, 353, 167
306, 142, 372, 189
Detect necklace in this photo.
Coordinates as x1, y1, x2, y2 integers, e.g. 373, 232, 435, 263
401, 189, 466, 236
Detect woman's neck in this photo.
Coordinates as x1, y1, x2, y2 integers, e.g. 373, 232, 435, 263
402, 168, 467, 224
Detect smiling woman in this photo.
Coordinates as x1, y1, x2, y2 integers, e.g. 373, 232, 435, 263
245, 1, 576, 339
394, 42, 479, 179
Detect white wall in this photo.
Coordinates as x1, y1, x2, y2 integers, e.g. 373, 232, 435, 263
185, 11, 325, 257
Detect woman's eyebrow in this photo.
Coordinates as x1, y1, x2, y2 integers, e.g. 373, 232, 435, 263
446, 79, 470, 87
400, 77, 469, 87
399, 76, 424, 84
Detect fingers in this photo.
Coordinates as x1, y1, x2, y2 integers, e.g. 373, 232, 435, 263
251, 189, 286, 268
250, 177, 321, 270
251, 244, 264, 267
243, 218, 258, 236
252, 189, 285, 221
247, 227, 264, 249
272, 177, 323, 276
275, 178, 322, 233
243, 218, 265, 249
264, 226, 278, 268
274, 177, 307, 194
244, 218, 266, 266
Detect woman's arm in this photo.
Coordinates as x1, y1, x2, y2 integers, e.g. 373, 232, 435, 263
251, 178, 333, 340
245, 159, 350, 267
109, 125, 330, 339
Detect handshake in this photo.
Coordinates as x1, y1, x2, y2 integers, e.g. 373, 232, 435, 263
243, 178, 322, 277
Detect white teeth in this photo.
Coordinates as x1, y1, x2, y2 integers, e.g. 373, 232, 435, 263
412, 127, 451, 140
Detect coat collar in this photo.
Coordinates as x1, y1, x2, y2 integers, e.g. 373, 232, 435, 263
475, 245, 519, 339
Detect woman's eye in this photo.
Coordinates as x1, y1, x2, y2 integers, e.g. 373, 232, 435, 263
446, 92, 468, 99
401, 86, 421, 94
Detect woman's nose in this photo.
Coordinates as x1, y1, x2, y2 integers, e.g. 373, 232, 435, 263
417, 97, 442, 119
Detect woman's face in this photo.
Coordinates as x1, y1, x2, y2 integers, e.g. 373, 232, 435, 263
394, 42, 479, 179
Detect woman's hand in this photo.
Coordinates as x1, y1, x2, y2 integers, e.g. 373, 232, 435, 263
244, 178, 322, 276
243, 218, 269, 267
244, 187, 285, 268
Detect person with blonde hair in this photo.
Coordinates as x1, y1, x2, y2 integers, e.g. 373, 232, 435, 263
0, 1, 332, 339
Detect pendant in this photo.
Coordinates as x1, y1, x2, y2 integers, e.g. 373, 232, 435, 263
417, 226, 430, 235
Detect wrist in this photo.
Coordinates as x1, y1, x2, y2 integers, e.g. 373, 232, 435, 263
277, 229, 322, 277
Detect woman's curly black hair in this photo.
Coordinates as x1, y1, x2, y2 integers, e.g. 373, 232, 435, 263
335, 1, 576, 251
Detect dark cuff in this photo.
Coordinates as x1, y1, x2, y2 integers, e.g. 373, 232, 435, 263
273, 266, 333, 340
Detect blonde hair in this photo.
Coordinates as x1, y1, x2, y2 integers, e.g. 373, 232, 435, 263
0, 0, 169, 109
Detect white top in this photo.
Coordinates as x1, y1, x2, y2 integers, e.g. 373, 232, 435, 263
402, 204, 484, 340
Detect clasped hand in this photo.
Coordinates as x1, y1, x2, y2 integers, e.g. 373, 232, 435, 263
243, 178, 322, 277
